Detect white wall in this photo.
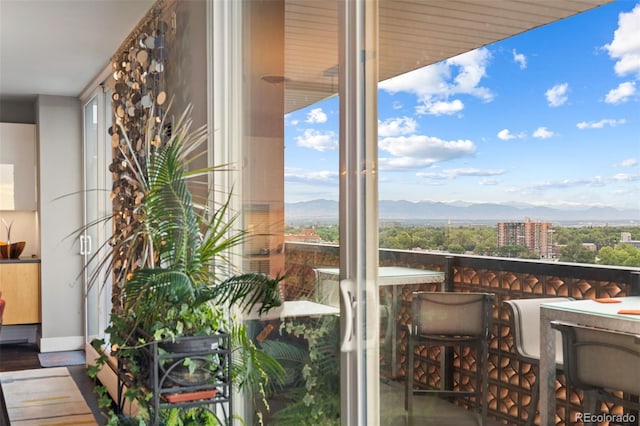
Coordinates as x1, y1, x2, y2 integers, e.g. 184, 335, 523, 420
36, 95, 84, 352
0, 211, 39, 257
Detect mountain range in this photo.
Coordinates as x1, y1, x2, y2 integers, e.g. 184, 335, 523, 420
285, 199, 639, 225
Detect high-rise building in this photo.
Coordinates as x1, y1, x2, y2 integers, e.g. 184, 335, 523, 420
497, 219, 553, 258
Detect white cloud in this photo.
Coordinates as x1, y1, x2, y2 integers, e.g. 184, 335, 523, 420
305, 108, 328, 124
380, 62, 450, 97
533, 127, 554, 139
285, 113, 298, 126
576, 118, 626, 129
379, 47, 493, 115
612, 173, 640, 182
526, 173, 640, 191
295, 129, 337, 151
604, 4, 640, 79
618, 158, 638, 167
513, 49, 527, 69
605, 81, 637, 104
416, 168, 506, 179
378, 135, 476, 170
379, 157, 439, 170
497, 129, 515, 140
379, 135, 475, 159
545, 83, 569, 107
448, 49, 494, 101
479, 178, 500, 186
416, 99, 464, 116
378, 117, 417, 137
497, 129, 525, 140
529, 178, 603, 190
285, 169, 339, 185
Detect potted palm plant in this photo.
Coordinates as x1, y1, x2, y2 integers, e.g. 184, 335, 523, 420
86, 104, 284, 425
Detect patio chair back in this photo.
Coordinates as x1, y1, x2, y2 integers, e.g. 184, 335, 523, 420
504, 297, 572, 365
504, 297, 572, 426
552, 321, 640, 395
406, 291, 494, 426
412, 292, 491, 338
551, 320, 640, 423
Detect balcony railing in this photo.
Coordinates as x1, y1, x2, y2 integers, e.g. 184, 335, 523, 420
284, 242, 640, 426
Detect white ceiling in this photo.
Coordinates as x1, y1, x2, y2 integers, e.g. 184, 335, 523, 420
0, 0, 610, 109
0, 0, 154, 99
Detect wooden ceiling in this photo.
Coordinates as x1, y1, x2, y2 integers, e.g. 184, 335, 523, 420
283, 0, 611, 113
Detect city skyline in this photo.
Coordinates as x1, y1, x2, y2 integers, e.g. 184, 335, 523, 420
284, 0, 640, 214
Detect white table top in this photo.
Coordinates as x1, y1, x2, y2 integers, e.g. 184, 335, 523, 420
541, 296, 640, 323
315, 266, 444, 286
244, 300, 339, 321
539, 295, 640, 425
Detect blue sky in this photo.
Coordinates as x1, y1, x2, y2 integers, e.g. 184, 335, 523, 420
284, 1, 640, 212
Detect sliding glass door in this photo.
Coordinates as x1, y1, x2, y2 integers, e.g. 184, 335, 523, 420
81, 91, 112, 346
338, 1, 380, 424
220, 1, 381, 424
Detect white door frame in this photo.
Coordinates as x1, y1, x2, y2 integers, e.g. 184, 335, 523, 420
338, 1, 380, 425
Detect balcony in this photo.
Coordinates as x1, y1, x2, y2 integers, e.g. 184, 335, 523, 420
283, 242, 640, 425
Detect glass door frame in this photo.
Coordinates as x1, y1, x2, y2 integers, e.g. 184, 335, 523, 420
338, 1, 380, 424
211, 1, 381, 424
80, 87, 112, 347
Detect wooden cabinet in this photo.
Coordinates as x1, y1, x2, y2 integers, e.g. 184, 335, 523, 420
0, 123, 37, 210
0, 262, 41, 324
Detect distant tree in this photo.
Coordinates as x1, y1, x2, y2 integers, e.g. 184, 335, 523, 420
598, 244, 640, 267
474, 243, 496, 256
448, 226, 495, 252
447, 244, 465, 254
304, 223, 640, 267
285, 225, 300, 234
428, 228, 446, 248
379, 227, 406, 249
559, 243, 596, 264
492, 245, 532, 258
316, 225, 339, 243
553, 228, 572, 245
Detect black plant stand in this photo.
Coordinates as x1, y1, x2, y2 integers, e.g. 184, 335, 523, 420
116, 332, 232, 425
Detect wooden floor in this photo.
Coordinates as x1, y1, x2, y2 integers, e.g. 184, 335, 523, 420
0, 343, 106, 425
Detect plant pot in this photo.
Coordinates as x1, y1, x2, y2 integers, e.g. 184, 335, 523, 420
159, 334, 220, 354
158, 334, 226, 388
162, 357, 218, 387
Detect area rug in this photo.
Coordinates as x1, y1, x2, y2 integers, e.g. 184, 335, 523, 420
38, 350, 86, 367
0, 367, 97, 425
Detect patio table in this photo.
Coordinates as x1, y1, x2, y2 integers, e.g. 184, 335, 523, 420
539, 296, 640, 426
244, 300, 339, 321
314, 266, 445, 377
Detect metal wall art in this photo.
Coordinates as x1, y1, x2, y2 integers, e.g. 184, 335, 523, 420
108, 1, 171, 306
